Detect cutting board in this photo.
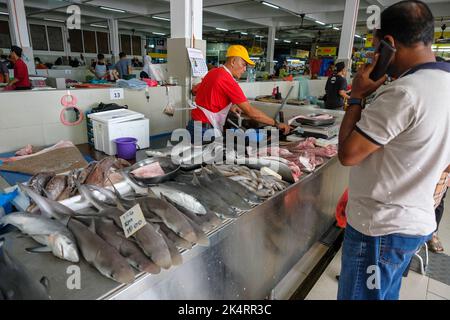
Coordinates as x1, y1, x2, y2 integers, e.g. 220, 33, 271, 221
0, 146, 88, 175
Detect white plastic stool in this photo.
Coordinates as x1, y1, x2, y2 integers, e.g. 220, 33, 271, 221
414, 242, 429, 275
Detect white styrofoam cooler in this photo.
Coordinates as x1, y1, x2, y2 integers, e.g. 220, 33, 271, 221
88, 109, 150, 156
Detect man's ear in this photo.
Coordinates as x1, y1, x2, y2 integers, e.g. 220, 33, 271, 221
384, 35, 396, 49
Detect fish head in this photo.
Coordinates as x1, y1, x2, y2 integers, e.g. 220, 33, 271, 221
50, 234, 79, 263
109, 263, 135, 284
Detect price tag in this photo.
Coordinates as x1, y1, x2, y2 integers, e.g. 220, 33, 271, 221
119, 204, 147, 238
110, 88, 124, 100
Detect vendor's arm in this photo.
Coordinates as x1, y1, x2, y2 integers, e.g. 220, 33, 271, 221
237, 101, 290, 134
339, 90, 351, 100
339, 55, 389, 166
7, 77, 18, 87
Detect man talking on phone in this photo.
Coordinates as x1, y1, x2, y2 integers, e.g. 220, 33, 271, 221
337, 0, 450, 300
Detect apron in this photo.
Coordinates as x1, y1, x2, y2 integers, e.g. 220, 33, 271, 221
189, 65, 235, 137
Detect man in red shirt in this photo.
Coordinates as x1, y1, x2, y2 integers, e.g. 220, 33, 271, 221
6, 46, 31, 90
188, 45, 290, 141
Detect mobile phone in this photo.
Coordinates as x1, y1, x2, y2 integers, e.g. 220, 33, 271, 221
369, 39, 396, 81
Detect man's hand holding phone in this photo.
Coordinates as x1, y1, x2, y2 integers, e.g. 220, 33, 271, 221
350, 54, 388, 100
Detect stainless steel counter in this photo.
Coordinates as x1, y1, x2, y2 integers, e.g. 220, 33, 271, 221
2, 157, 348, 300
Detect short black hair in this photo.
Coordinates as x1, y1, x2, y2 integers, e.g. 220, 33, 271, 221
10, 45, 22, 57
34, 57, 41, 63
119, 52, 126, 58
377, 0, 434, 46
336, 62, 345, 72
97, 53, 105, 60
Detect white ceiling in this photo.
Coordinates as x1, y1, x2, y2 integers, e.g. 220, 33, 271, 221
0, 0, 449, 47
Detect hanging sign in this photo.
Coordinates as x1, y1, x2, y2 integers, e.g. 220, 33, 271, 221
316, 47, 337, 56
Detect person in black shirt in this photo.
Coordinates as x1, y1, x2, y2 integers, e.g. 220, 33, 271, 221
325, 61, 350, 109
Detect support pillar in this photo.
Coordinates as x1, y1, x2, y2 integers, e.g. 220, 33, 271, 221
266, 26, 275, 74
338, 0, 360, 75
168, 0, 206, 128
108, 19, 120, 63
7, 0, 35, 74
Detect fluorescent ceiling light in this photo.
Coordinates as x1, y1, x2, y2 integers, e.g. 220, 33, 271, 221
215, 27, 229, 32
152, 32, 165, 35
355, 34, 361, 38
241, 32, 248, 35
250, 57, 260, 60
295, 42, 299, 44
44, 18, 64, 23
0, 11, 9, 15
255, 35, 263, 38
90, 24, 107, 28
274, 38, 279, 41
153, 16, 170, 21
315, 20, 326, 25
283, 40, 291, 43
261, 1, 280, 9
333, 27, 340, 31
100, 6, 126, 13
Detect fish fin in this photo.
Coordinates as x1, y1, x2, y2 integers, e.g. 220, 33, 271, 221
41, 188, 52, 199
88, 218, 96, 234
200, 169, 213, 182
26, 245, 52, 253
146, 218, 163, 224
40, 276, 50, 292
191, 173, 200, 186
147, 188, 158, 198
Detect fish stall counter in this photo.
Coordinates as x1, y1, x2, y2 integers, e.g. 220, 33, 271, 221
2, 153, 349, 300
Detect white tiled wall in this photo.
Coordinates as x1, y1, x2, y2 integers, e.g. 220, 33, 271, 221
0, 86, 183, 153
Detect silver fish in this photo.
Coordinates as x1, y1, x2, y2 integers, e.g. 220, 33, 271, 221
157, 223, 193, 250
0, 213, 79, 263
0, 239, 50, 300
155, 225, 182, 266
143, 196, 198, 243
150, 185, 208, 215
164, 196, 221, 233
68, 218, 135, 284
20, 184, 135, 283
95, 218, 161, 274
78, 184, 172, 270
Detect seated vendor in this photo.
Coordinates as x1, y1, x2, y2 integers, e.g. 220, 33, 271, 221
90, 53, 108, 79
188, 45, 290, 143
5, 46, 31, 90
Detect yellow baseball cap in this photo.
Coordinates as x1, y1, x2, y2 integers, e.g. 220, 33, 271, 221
226, 45, 255, 66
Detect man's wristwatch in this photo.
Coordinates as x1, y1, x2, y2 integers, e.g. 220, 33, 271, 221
347, 98, 365, 109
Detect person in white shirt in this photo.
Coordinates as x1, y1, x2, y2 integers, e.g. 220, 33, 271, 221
337, 0, 450, 300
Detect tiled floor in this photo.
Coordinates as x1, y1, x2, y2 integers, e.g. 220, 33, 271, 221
306, 196, 450, 300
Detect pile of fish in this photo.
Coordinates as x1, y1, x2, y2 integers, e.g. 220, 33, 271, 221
204, 165, 291, 199
26, 157, 130, 207
0, 180, 223, 284
1, 165, 263, 285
